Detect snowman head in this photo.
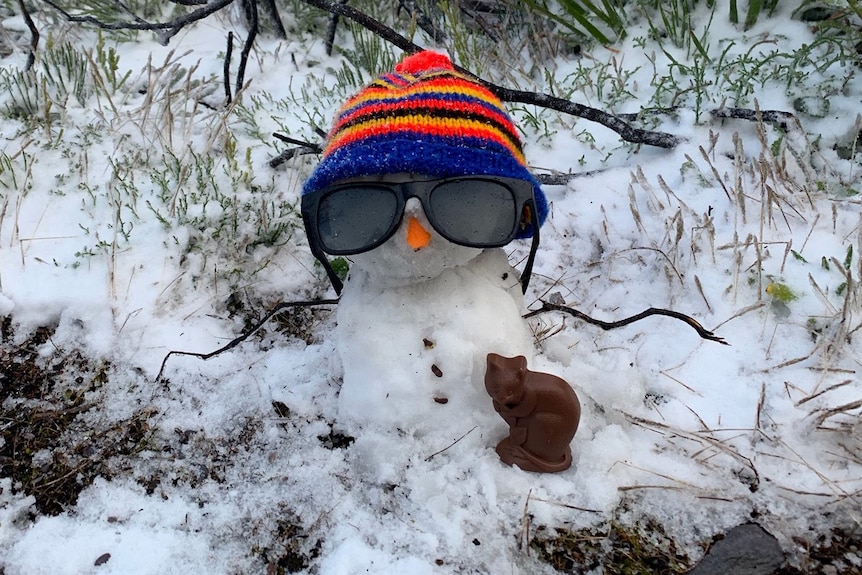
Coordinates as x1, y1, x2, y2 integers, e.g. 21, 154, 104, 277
302, 51, 547, 294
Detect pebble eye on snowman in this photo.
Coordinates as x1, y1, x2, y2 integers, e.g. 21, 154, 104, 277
300, 50, 580, 473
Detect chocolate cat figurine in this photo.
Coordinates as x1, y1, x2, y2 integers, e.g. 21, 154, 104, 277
484, 353, 581, 473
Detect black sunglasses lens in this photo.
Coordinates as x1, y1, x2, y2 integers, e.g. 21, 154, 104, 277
429, 180, 517, 245
317, 186, 399, 253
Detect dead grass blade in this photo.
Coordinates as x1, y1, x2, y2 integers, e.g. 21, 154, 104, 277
623, 413, 760, 492
795, 379, 854, 407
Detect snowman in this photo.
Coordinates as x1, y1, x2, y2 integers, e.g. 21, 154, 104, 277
300, 51, 549, 438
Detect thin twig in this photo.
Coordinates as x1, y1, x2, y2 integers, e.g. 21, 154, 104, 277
710, 107, 801, 132
42, 0, 237, 45
424, 425, 478, 461
518, 489, 532, 553
16, 0, 39, 72
534, 169, 609, 185
269, 133, 324, 167
224, 31, 234, 104
523, 301, 728, 345
272, 133, 323, 152
324, 0, 350, 56
269, 147, 322, 168
155, 298, 339, 381
236, 0, 258, 95
528, 496, 602, 514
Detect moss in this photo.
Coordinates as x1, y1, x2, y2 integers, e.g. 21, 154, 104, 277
531, 516, 690, 574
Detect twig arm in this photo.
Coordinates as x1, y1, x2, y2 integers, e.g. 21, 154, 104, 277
524, 301, 729, 345
155, 298, 340, 381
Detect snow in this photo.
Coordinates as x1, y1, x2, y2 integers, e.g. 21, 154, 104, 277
1, 4, 861, 574
337, 247, 533, 434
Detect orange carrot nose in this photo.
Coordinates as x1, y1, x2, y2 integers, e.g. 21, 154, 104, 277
406, 216, 432, 250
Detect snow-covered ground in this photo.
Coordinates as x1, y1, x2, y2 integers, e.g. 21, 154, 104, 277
1, 3, 861, 574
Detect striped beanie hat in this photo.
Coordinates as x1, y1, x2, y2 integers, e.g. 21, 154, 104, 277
302, 50, 547, 238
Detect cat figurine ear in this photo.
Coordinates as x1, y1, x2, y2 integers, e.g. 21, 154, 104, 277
484, 353, 581, 473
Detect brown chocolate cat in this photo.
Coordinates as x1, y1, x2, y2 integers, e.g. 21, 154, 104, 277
484, 353, 581, 473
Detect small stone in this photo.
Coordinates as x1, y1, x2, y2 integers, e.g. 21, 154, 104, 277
433, 397, 448, 404
687, 523, 784, 575
798, 6, 837, 21
431, 364, 443, 377
94, 553, 111, 566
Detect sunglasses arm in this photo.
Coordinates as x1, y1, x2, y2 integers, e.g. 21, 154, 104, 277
319, 255, 345, 296
302, 204, 345, 295
520, 201, 540, 295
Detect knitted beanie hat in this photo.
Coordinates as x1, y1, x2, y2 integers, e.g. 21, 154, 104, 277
302, 50, 547, 238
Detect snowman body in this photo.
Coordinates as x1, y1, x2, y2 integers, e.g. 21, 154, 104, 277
299, 50, 548, 436
334, 202, 535, 434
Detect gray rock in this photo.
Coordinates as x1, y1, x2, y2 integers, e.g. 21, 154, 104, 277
687, 523, 785, 575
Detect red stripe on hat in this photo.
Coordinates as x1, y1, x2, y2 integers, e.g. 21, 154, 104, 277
326, 117, 527, 165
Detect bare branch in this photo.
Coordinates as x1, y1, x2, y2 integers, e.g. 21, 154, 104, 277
398, 0, 446, 43
272, 133, 323, 152
324, 0, 349, 56
269, 133, 323, 167
259, 0, 287, 39
524, 301, 729, 345
155, 298, 340, 381
236, 0, 258, 93
710, 107, 801, 132
269, 147, 321, 168
41, 0, 237, 45
488, 86, 683, 148
535, 169, 608, 185
298, 0, 683, 149
303, 0, 417, 53
16, 0, 39, 71
224, 31, 234, 104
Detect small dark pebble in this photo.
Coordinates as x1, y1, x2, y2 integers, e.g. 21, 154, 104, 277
94, 553, 111, 566
435, 559, 445, 566
472, 538, 481, 546
799, 6, 837, 21
433, 397, 448, 404
423, 338, 434, 349
271, 400, 291, 418
431, 364, 443, 377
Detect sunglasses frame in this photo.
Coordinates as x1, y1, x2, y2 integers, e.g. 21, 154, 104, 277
301, 175, 541, 296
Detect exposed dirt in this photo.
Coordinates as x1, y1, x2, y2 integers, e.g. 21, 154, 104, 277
0, 316, 154, 515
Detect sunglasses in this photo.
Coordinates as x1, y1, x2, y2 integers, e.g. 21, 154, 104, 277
302, 175, 540, 295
